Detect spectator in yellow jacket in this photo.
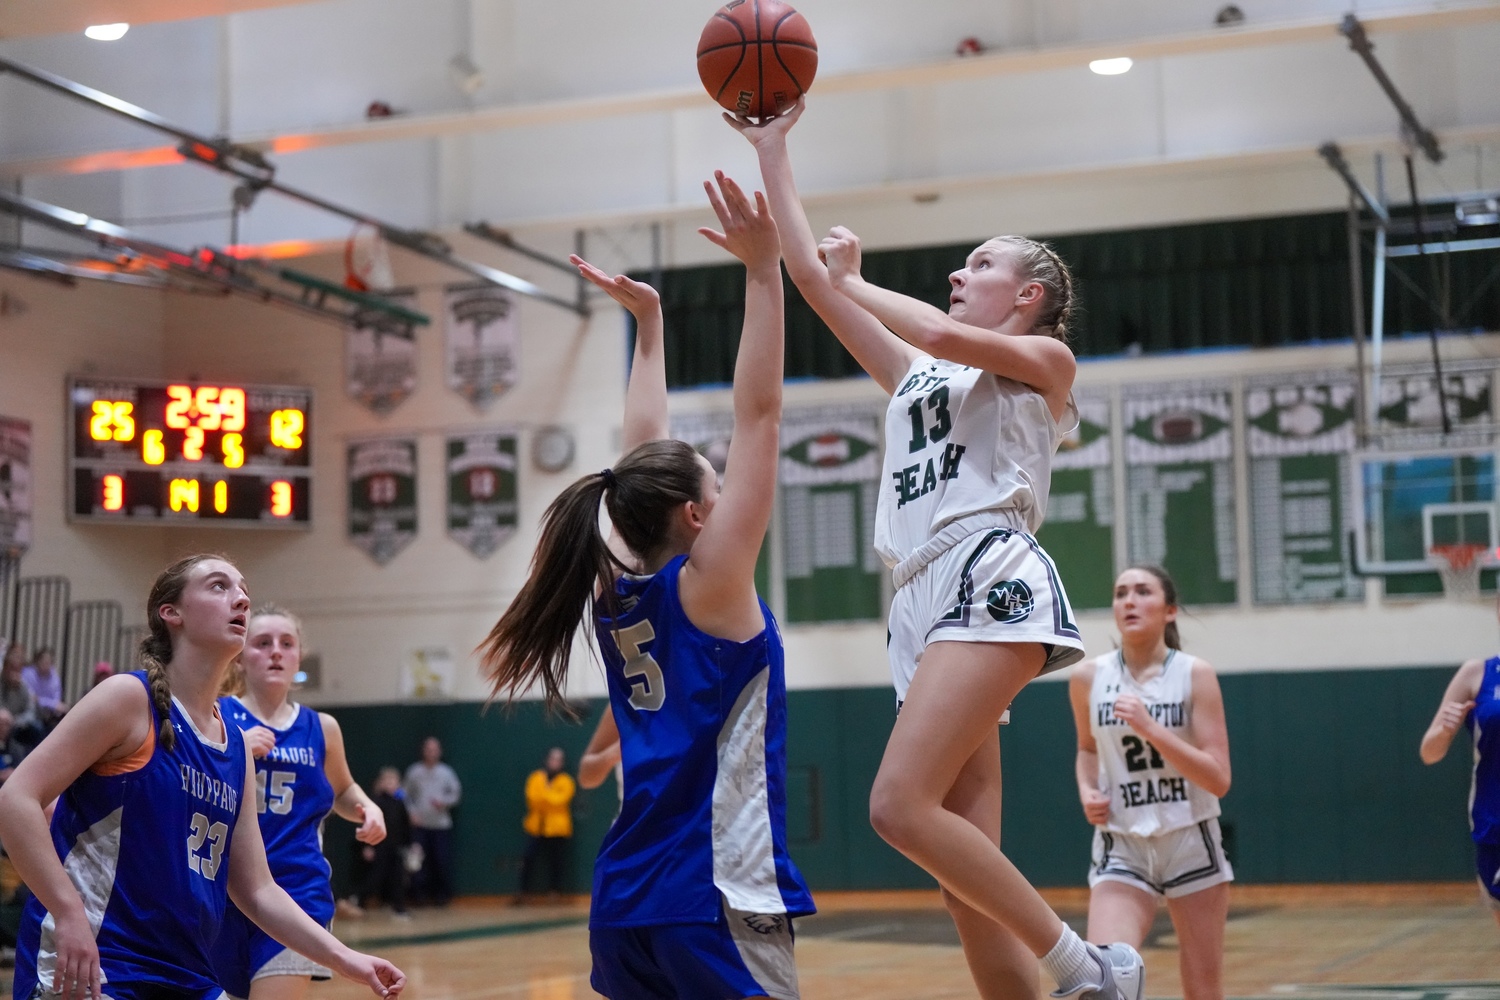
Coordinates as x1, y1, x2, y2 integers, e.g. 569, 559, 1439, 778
516, 747, 576, 903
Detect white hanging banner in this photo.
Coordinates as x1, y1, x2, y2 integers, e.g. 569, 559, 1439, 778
445, 285, 519, 409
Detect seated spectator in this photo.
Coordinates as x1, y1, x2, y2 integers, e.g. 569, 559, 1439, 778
0, 708, 23, 782
92, 661, 114, 688
0, 647, 40, 749
21, 647, 66, 729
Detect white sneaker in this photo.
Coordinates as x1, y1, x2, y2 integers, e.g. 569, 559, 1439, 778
1050, 942, 1144, 1000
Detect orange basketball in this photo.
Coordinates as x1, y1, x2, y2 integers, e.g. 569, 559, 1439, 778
697, 0, 818, 120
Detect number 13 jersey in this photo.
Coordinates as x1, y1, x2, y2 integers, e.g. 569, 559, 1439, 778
876, 355, 1076, 568
592, 555, 815, 927
1090, 650, 1221, 837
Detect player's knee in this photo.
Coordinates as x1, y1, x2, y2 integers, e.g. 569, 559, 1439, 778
868, 775, 919, 850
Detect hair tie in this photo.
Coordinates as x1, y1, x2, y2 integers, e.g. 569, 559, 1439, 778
600, 468, 616, 488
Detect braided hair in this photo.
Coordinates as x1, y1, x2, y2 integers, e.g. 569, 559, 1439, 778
140, 553, 234, 752
986, 236, 1076, 343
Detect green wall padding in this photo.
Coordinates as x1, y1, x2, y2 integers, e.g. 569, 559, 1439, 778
318, 665, 1475, 898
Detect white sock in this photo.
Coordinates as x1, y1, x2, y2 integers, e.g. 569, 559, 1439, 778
1040, 925, 1100, 993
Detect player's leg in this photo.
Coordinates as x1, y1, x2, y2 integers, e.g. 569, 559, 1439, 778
940, 730, 1040, 1000
1164, 883, 1228, 1000
1086, 880, 1157, 949
247, 975, 311, 1000
869, 638, 1063, 954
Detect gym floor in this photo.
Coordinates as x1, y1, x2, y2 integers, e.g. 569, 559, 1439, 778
302, 884, 1500, 999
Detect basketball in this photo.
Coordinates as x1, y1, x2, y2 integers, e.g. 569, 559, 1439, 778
697, 0, 818, 120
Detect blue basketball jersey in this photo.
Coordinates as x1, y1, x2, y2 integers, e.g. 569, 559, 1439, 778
15, 673, 247, 999
212, 698, 336, 995
220, 697, 336, 911
1466, 656, 1500, 844
590, 555, 815, 928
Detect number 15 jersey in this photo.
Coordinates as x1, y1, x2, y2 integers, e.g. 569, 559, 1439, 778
1090, 650, 1221, 837
591, 555, 815, 927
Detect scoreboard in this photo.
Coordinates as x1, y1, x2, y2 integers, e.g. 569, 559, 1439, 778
70, 378, 312, 527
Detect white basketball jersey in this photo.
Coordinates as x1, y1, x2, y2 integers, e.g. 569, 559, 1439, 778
874, 355, 1074, 569
1090, 650, 1221, 837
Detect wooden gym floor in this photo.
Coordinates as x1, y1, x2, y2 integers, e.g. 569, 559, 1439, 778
304, 884, 1500, 999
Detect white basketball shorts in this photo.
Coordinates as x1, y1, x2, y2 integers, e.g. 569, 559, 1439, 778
888, 525, 1086, 717
1089, 817, 1235, 899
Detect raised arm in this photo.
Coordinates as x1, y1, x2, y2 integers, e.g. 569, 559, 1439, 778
819, 227, 1076, 415
571, 256, 669, 451
228, 747, 405, 997
1068, 661, 1110, 826
1421, 658, 1483, 764
679, 171, 783, 641
730, 103, 920, 394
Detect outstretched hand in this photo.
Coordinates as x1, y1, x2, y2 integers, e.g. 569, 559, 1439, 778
699, 171, 780, 270
817, 225, 864, 289
569, 255, 660, 322
722, 96, 806, 148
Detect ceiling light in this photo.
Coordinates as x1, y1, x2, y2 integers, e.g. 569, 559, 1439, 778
84, 23, 129, 41
1089, 57, 1133, 76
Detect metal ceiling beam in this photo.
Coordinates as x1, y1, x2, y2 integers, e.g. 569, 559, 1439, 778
0, 247, 166, 288
1338, 14, 1444, 164
1318, 142, 1389, 223
0, 56, 587, 317
0, 189, 431, 335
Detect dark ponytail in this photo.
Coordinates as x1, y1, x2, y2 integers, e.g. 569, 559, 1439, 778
141, 553, 230, 752
479, 439, 706, 713
1126, 564, 1182, 650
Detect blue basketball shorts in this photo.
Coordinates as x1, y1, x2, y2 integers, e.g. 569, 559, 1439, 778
1475, 841, 1500, 909
590, 903, 799, 1000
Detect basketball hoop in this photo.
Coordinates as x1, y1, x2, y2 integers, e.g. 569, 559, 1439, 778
344, 223, 395, 293
1429, 543, 1488, 601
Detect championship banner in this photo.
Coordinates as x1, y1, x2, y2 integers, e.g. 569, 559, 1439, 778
1246, 373, 1358, 458
444, 285, 518, 409
1037, 391, 1115, 609
347, 435, 418, 565
1246, 372, 1363, 604
778, 404, 884, 623
1122, 380, 1238, 605
446, 430, 519, 559
0, 417, 32, 559
1377, 360, 1494, 448
346, 294, 419, 415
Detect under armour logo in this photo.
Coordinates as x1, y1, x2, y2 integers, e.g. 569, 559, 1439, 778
1105, 684, 1121, 694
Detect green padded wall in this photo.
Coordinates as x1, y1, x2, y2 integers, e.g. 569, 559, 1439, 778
321, 665, 1474, 897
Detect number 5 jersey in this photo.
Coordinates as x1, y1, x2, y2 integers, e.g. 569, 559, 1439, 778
1090, 650, 1221, 837
591, 555, 815, 927
15, 672, 247, 998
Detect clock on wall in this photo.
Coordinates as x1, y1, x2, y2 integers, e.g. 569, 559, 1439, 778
531, 425, 575, 473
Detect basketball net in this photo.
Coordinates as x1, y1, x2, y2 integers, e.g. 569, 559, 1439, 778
1429, 543, 1487, 601
344, 222, 395, 293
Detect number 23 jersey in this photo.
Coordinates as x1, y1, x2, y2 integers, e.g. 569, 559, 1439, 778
592, 555, 815, 927
15, 673, 247, 996
1090, 650, 1221, 837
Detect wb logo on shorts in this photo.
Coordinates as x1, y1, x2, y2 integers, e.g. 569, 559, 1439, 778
986, 580, 1034, 623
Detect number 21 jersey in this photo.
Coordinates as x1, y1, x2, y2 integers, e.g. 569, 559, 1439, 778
15, 673, 246, 997
1090, 651, 1220, 837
